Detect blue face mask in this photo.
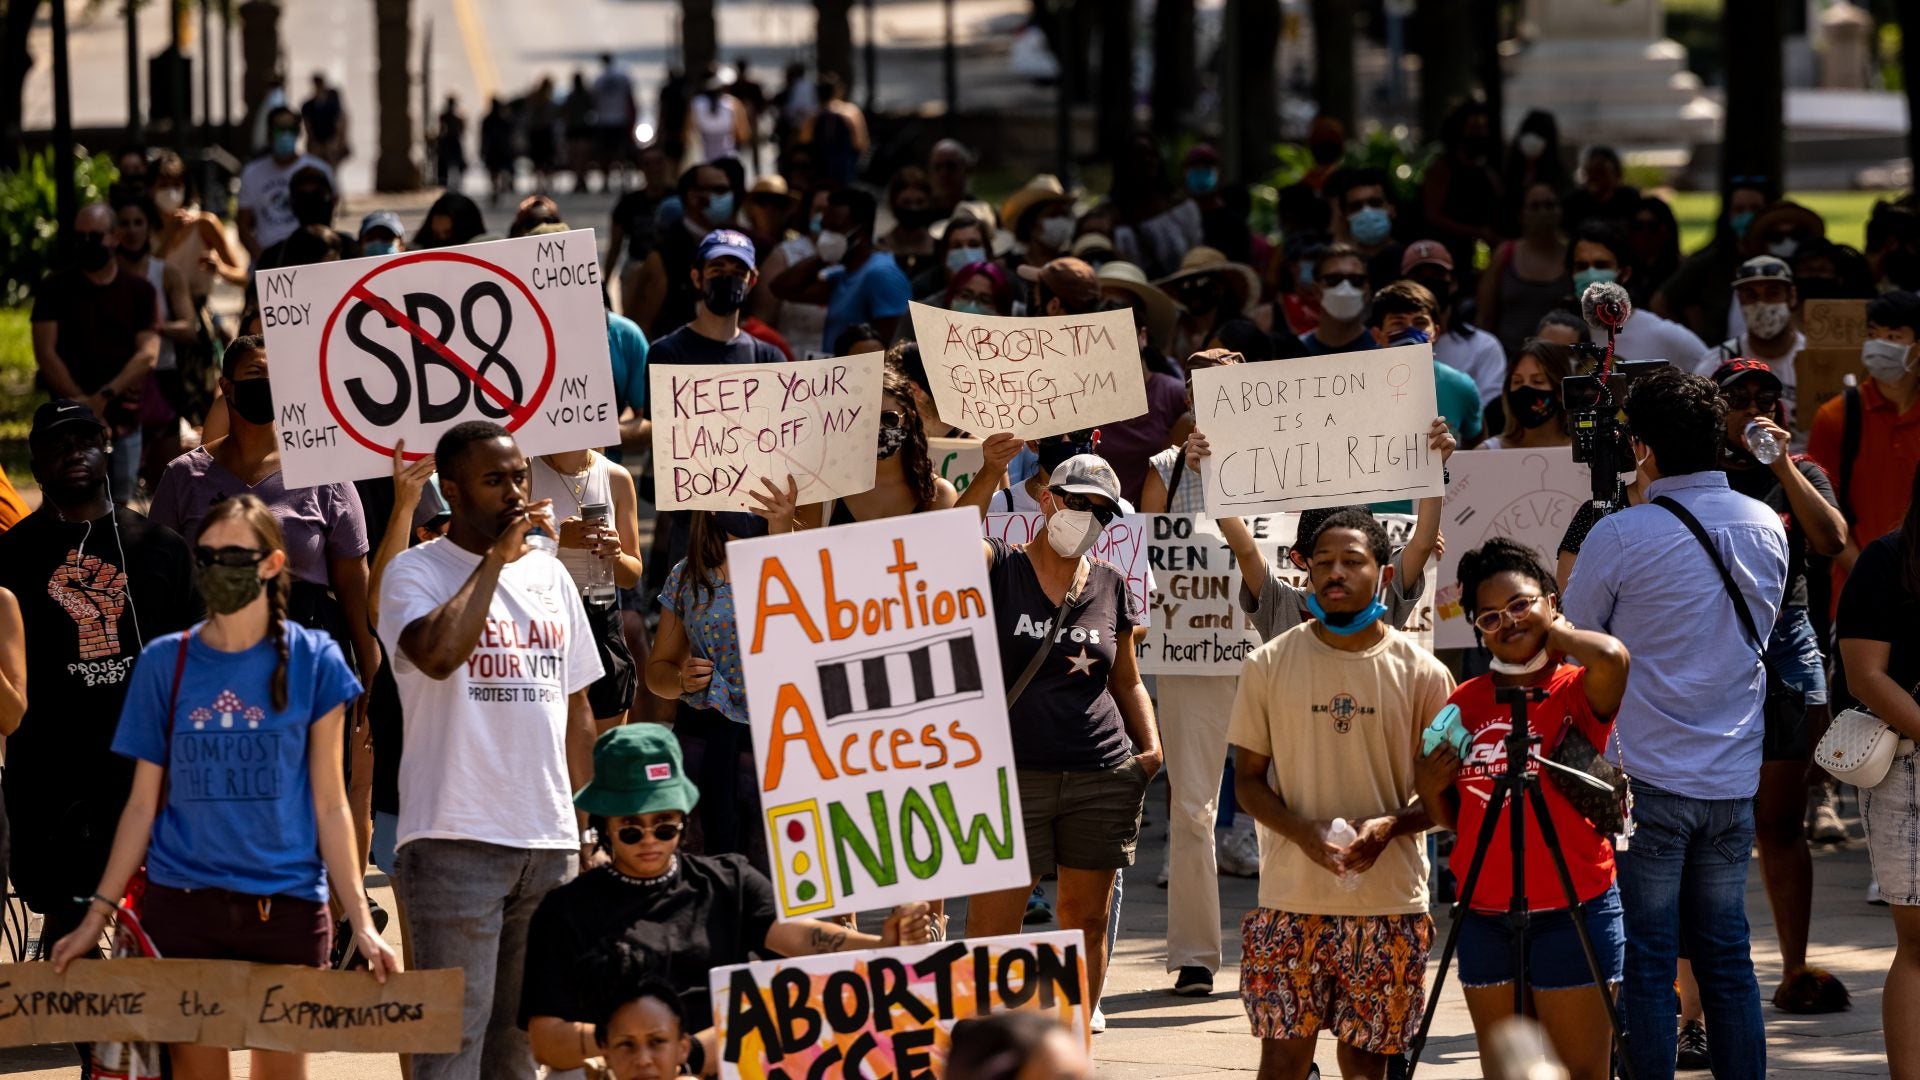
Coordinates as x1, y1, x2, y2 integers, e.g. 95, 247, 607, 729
707, 192, 736, 223
1350, 206, 1393, 247
1296, 264, 1314, 289
362, 240, 395, 257
1729, 210, 1756, 238
951, 297, 995, 316
271, 130, 298, 158
1186, 167, 1219, 195
1572, 266, 1618, 298
1388, 326, 1431, 348
1305, 590, 1389, 636
947, 245, 988, 274
810, 212, 824, 235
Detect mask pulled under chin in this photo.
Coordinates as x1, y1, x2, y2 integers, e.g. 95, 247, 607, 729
1304, 591, 1388, 636
1488, 649, 1552, 676
1046, 508, 1101, 558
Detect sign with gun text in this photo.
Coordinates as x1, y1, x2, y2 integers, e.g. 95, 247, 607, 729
650, 352, 885, 511
1139, 512, 1432, 674
1433, 449, 1590, 648
1189, 343, 1444, 515
730, 509, 1026, 918
0, 958, 462, 1052
256, 230, 619, 488
712, 931, 1089, 1080
909, 302, 1148, 440
983, 512, 1151, 615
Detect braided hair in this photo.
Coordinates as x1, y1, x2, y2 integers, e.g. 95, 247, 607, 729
882, 369, 939, 512
199, 494, 292, 710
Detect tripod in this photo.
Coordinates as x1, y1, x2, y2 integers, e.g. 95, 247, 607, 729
1403, 685, 1636, 1080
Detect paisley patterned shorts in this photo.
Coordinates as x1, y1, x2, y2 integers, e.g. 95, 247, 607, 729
1239, 908, 1433, 1052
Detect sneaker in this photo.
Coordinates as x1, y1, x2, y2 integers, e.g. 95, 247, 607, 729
1171, 966, 1214, 996
1809, 786, 1848, 844
1676, 1019, 1710, 1071
1089, 1007, 1107, 1034
1217, 824, 1260, 878
1155, 853, 1170, 888
1024, 885, 1054, 926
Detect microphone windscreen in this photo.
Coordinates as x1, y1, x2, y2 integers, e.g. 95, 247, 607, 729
1581, 280, 1633, 333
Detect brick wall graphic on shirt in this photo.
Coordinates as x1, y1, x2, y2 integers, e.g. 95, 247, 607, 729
175, 687, 282, 801
47, 549, 128, 660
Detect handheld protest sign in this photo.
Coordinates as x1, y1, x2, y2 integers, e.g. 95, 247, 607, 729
729, 509, 1028, 919
983, 511, 1150, 615
1189, 342, 1445, 516
258, 230, 619, 488
909, 302, 1148, 440
929, 436, 985, 493
1793, 299, 1868, 432
711, 931, 1089, 1079
649, 352, 884, 511
1431, 449, 1589, 648
0, 959, 463, 1053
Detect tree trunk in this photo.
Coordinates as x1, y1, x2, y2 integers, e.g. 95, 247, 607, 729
1721, 0, 1784, 200
238, 0, 280, 135
1150, 0, 1193, 140
373, 0, 419, 192
1416, 0, 1476, 141
1234, 0, 1281, 177
816, 0, 853, 85
681, 0, 715, 79
1096, 0, 1132, 161
1899, 0, 1920, 174
2, 0, 46, 165
1309, 0, 1354, 133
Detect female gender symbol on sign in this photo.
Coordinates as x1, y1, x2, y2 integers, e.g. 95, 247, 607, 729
317, 250, 560, 460
1386, 362, 1412, 402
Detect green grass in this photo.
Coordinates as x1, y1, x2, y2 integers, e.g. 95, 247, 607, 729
0, 307, 45, 489
1666, 189, 1885, 255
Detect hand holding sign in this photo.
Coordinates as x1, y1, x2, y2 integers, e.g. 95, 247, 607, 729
909, 302, 1149, 440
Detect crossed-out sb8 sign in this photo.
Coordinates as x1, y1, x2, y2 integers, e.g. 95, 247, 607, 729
258, 229, 620, 488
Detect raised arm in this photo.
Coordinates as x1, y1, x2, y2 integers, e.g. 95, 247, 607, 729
369, 446, 437, 627
1546, 611, 1631, 717
398, 501, 552, 679
1400, 418, 1457, 579
957, 433, 1022, 518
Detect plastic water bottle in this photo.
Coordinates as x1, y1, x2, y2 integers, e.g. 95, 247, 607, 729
1744, 419, 1782, 465
580, 503, 618, 607
1326, 818, 1362, 891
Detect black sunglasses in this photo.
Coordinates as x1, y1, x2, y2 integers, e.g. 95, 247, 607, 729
1725, 389, 1780, 411
1052, 490, 1117, 526
195, 545, 269, 569
880, 410, 904, 429
616, 822, 686, 845
75, 231, 110, 245
1319, 273, 1368, 289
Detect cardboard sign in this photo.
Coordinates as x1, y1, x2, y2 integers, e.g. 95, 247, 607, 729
729, 509, 1027, 918
1795, 348, 1866, 434
257, 230, 620, 488
0, 959, 462, 1052
1801, 299, 1869, 348
712, 931, 1089, 1080
1190, 343, 1445, 516
982, 512, 1151, 616
1138, 512, 1431, 674
929, 437, 985, 493
1432, 449, 1591, 648
649, 353, 885, 510
909, 302, 1148, 440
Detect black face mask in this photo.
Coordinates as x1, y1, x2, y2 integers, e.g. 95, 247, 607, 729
713, 511, 768, 539
230, 378, 275, 427
893, 206, 941, 230
703, 275, 749, 316
1508, 385, 1562, 429
1181, 287, 1220, 316
76, 240, 113, 272
1037, 439, 1093, 474
291, 190, 335, 227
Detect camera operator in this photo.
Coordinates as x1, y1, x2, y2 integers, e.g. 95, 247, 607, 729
1563, 367, 1787, 1080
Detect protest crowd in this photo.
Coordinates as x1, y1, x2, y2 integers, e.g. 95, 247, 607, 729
13, 54, 1920, 1080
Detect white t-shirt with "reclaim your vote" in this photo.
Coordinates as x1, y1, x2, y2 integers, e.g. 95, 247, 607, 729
378, 538, 602, 852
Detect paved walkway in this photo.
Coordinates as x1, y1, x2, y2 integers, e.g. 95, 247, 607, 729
0, 784, 1897, 1077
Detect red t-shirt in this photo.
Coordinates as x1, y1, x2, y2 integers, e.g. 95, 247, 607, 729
1448, 664, 1616, 912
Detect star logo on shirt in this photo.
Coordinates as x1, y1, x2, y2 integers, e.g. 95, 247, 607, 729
1065, 648, 1098, 677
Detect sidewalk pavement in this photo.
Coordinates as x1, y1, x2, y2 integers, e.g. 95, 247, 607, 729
0, 780, 1896, 1077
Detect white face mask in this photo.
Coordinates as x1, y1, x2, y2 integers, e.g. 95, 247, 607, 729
1861, 337, 1914, 383
1321, 281, 1367, 322
1741, 300, 1792, 340
1038, 215, 1074, 252
1488, 649, 1552, 676
1046, 507, 1102, 558
1517, 132, 1548, 159
154, 187, 186, 213
815, 230, 849, 265
1768, 238, 1800, 260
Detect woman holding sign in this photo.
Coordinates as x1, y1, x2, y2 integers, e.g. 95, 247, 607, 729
796, 370, 959, 527
51, 494, 400, 1078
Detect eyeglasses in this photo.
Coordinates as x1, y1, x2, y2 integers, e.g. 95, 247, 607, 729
1724, 389, 1780, 411
195, 545, 269, 569
616, 822, 685, 845
1318, 273, 1368, 289
880, 410, 904, 429
1472, 595, 1544, 633
1052, 490, 1117, 526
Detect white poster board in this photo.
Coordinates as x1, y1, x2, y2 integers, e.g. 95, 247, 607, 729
1433, 448, 1590, 648
908, 302, 1148, 439
648, 353, 885, 511
1138, 512, 1432, 674
729, 509, 1027, 918
257, 230, 619, 488
982, 512, 1151, 617
1189, 343, 1445, 516
929, 436, 985, 493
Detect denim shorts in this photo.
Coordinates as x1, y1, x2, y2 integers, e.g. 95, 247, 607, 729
1765, 606, 1828, 706
1864, 743, 1920, 906
1457, 883, 1625, 990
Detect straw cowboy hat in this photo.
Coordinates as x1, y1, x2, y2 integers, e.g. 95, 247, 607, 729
1098, 260, 1180, 351
1000, 174, 1074, 237
1153, 246, 1263, 310
1741, 200, 1826, 259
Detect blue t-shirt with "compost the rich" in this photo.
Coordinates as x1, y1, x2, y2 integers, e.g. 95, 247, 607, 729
112, 622, 362, 900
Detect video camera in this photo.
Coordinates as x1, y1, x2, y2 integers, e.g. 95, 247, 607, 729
1560, 281, 1671, 513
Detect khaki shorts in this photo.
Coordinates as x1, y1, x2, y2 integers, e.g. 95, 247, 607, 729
1017, 760, 1150, 876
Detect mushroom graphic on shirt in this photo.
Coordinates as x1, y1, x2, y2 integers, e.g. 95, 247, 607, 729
212, 689, 243, 729
189, 706, 212, 731
243, 706, 265, 730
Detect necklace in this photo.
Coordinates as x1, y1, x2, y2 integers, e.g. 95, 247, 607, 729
608, 855, 679, 888
545, 456, 592, 510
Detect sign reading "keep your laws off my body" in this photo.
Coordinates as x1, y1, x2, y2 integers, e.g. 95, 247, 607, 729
909, 302, 1148, 440
729, 509, 1028, 919
1189, 342, 1445, 515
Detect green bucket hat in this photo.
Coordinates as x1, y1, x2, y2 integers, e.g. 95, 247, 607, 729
573, 725, 700, 818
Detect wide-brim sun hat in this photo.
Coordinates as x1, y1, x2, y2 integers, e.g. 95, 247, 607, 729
1000, 174, 1073, 238
1098, 260, 1180, 351
574, 724, 701, 819
1153, 245, 1262, 309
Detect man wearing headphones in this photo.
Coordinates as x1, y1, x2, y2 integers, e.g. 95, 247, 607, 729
0, 401, 197, 972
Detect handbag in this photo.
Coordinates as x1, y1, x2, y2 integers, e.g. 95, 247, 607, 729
1546, 716, 1627, 836
1816, 703, 1910, 788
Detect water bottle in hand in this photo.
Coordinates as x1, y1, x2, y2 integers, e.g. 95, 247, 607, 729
1326, 818, 1362, 891
1744, 419, 1782, 465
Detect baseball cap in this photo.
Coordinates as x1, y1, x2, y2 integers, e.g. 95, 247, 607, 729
359, 210, 404, 242
1047, 454, 1123, 506
1401, 239, 1454, 275
1710, 357, 1784, 394
29, 399, 107, 446
573, 724, 701, 818
410, 475, 451, 534
1732, 254, 1793, 286
698, 228, 757, 272
1017, 257, 1100, 311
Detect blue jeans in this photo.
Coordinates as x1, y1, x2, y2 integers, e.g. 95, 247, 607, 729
1617, 783, 1765, 1080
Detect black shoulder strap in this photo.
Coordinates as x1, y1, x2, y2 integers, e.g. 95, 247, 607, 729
1839, 385, 1862, 525
1166, 453, 1187, 504
1006, 557, 1090, 708
1651, 496, 1769, 665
